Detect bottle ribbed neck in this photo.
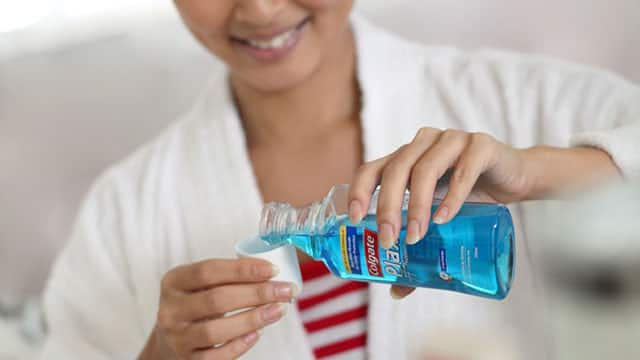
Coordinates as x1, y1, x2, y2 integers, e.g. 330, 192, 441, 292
259, 199, 334, 242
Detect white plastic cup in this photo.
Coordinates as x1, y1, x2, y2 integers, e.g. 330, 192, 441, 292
235, 236, 303, 293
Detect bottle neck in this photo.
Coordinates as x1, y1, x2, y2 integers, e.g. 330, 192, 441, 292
259, 199, 335, 245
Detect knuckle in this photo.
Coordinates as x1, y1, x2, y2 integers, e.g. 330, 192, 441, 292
201, 323, 219, 344
206, 288, 222, 312
349, 189, 369, 205
415, 126, 439, 140
355, 161, 379, 178
451, 167, 469, 184
408, 195, 429, 211
156, 308, 175, 330
442, 129, 470, 147
382, 161, 404, 178
383, 155, 415, 177
471, 131, 495, 145
248, 309, 264, 329
349, 186, 367, 202
412, 159, 439, 179
256, 284, 273, 302
482, 141, 499, 159
376, 206, 398, 224
395, 143, 410, 153
193, 263, 212, 284
356, 162, 371, 174
162, 264, 186, 291
160, 272, 173, 293
441, 128, 462, 139
407, 205, 428, 221
469, 134, 498, 161
233, 258, 261, 280
236, 260, 254, 279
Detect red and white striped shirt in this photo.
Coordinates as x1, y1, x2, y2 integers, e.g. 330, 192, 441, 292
297, 261, 369, 359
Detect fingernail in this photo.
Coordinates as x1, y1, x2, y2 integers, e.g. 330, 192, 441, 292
349, 200, 363, 224
274, 283, 299, 300
405, 220, 421, 245
433, 206, 449, 224
379, 223, 395, 249
290, 283, 300, 298
243, 332, 258, 344
389, 287, 405, 300
262, 303, 287, 323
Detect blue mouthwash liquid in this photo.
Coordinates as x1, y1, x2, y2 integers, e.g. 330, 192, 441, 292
260, 185, 515, 300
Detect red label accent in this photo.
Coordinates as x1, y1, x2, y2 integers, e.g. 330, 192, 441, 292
364, 228, 383, 277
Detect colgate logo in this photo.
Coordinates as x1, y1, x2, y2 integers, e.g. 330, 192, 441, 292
364, 228, 382, 277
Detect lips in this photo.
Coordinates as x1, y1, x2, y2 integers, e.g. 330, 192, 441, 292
230, 17, 311, 62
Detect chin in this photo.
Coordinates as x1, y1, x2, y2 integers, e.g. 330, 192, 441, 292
236, 62, 320, 94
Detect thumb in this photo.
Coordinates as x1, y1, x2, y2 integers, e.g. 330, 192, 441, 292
389, 285, 415, 300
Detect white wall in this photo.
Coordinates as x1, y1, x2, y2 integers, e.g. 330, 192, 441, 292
356, 0, 640, 82
1, 0, 639, 304
0, 16, 213, 303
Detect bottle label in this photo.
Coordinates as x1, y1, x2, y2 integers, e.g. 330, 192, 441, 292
339, 225, 389, 279
338, 225, 428, 283
338, 225, 470, 284
340, 225, 362, 275
363, 228, 383, 277
438, 248, 452, 282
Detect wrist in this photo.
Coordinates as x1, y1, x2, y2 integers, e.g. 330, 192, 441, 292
519, 146, 551, 200
520, 145, 620, 200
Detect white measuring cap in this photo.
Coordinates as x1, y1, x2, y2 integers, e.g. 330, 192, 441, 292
235, 236, 303, 292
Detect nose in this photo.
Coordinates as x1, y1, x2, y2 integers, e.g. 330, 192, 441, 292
235, 0, 288, 26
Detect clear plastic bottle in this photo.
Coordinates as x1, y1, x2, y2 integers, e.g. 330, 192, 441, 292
259, 184, 515, 300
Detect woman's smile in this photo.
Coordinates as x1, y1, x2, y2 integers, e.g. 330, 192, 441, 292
230, 16, 311, 63
174, 0, 355, 91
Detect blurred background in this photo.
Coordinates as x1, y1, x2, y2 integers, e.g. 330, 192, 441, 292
1, 0, 639, 358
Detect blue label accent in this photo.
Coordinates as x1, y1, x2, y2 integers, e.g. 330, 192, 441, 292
346, 226, 362, 275
439, 248, 447, 272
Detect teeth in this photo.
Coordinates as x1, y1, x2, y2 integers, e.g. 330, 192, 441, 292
247, 29, 295, 50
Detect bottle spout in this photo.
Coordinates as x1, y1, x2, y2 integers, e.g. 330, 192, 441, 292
259, 199, 333, 242
259, 202, 297, 241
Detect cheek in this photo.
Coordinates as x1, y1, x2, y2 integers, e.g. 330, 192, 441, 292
301, 0, 354, 33
307, 0, 354, 49
175, 1, 237, 60
175, 1, 231, 39
298, 0, 348, 8
299, 0, 354, 13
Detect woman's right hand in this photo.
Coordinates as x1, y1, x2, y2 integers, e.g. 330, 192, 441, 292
139, 258, 298, 360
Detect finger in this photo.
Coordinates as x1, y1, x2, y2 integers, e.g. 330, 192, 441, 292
406, 130, 470, 244
164, 258, 279, 292
390, 285, 416, 300
348, 155, 392, 224
177, 282, 299, 321
434, 133, 497, 224
377, 127, 442, 249
192, 331, 259, 360
184, 303, 287, 351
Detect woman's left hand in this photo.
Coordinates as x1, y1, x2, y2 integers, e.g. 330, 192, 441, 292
347, 127, 531, 299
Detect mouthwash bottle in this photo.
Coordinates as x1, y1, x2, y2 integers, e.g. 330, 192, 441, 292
259, 185, 514, 300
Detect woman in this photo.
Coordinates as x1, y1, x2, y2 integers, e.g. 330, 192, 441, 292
40, 1, 640, 359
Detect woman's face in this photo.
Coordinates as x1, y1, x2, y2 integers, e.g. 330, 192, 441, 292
175, 0, 355, 92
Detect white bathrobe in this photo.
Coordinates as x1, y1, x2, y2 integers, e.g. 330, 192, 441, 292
40, 15, 640, 360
